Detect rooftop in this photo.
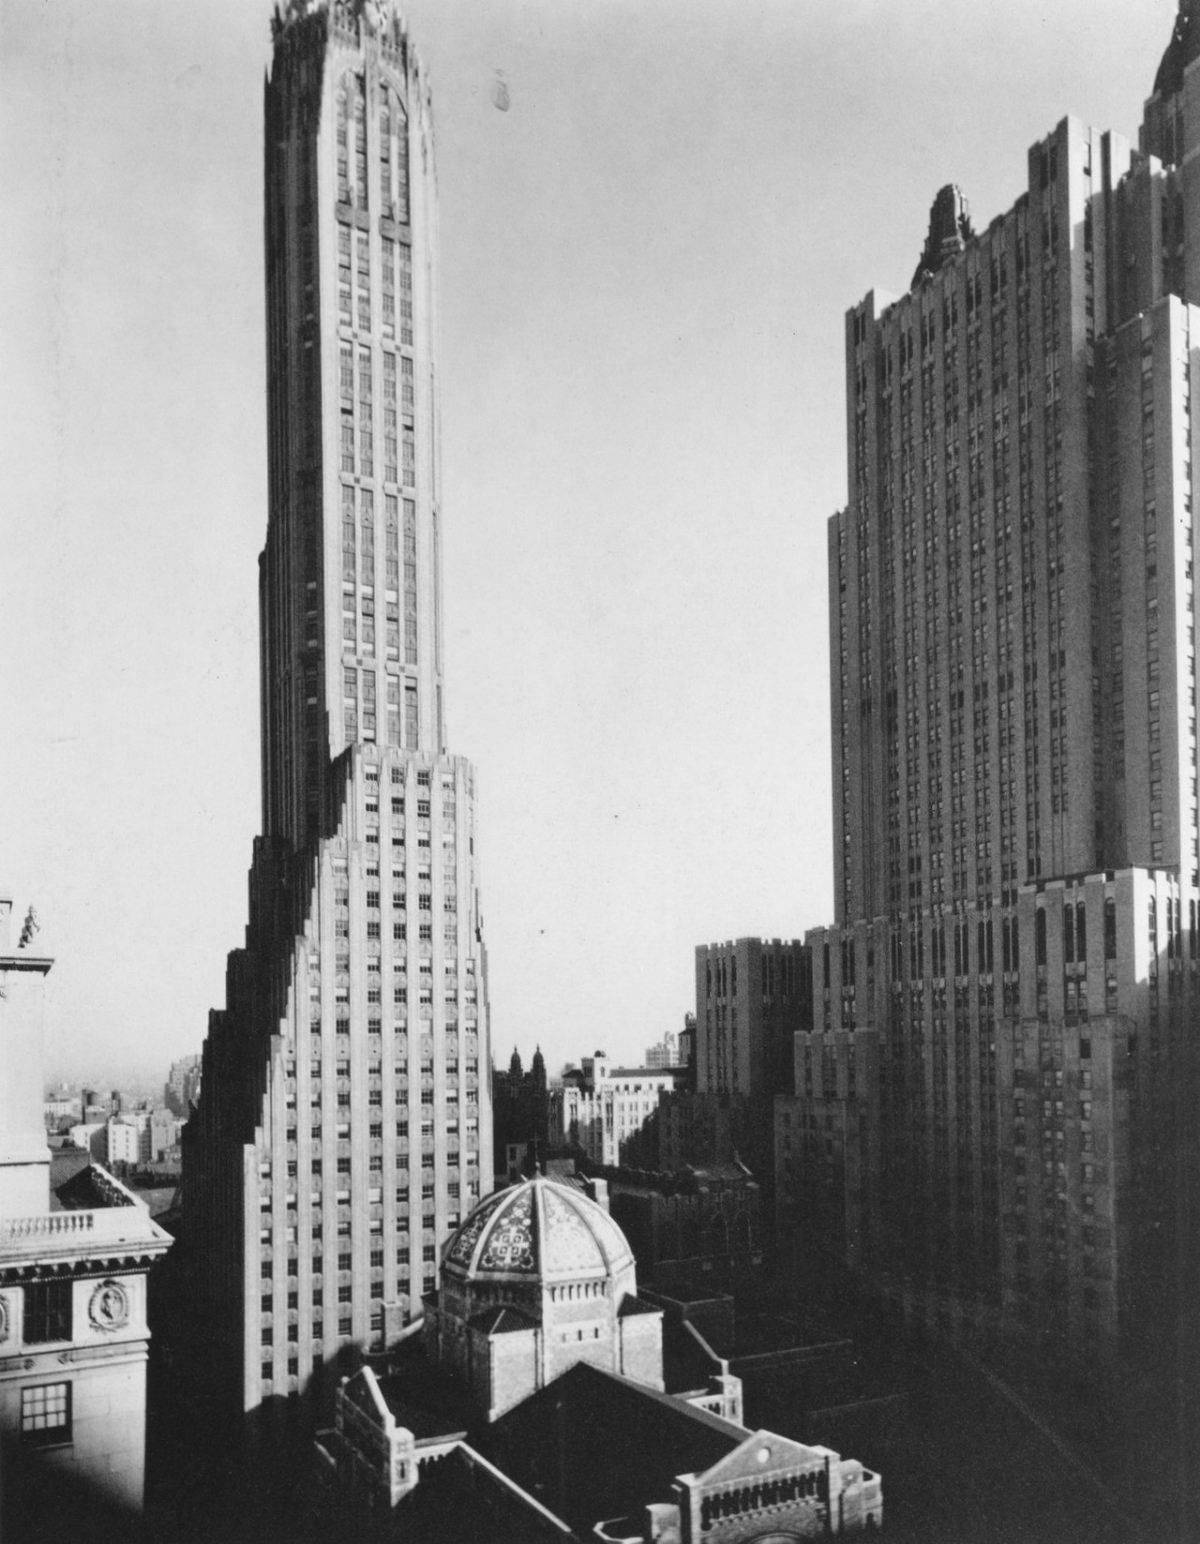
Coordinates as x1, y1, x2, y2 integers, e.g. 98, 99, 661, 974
443, 1174, 634, 1286
0, 1160, 170, 1274
480, 1361, 747, 1536
391, 1444, 574, 1542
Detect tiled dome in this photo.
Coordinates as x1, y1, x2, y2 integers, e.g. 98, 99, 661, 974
443, 1174, 634, 1284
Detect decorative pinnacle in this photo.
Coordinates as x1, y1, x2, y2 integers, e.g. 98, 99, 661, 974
18, 906, 40, 950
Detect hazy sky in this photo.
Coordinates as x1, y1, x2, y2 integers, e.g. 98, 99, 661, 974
1, 0, 1174, 1085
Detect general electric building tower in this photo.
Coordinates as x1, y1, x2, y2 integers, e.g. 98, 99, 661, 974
186, 0, 493, 1425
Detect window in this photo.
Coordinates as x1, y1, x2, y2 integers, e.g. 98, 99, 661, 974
24, 1280, 72, 1344
22, 1383, 71, 1447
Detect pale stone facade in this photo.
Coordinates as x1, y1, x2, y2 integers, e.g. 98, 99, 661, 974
0, 893, 171, 1512
550, 1056, 688, 1167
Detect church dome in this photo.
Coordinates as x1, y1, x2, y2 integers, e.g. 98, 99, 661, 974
442, 1174, 635, 1286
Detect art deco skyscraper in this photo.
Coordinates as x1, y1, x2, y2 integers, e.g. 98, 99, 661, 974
186, 0, 493, 1423
780, 4, 1200, 1416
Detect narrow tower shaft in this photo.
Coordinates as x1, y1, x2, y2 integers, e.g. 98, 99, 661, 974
262, 1, 445, 847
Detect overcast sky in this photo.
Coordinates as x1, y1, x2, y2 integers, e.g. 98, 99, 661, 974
1, 0, 1175, 1086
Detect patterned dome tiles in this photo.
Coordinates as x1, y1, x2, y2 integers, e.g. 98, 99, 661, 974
478, 1186, 536, 1273
445, 1188, 505, 1268
443, 1175, 635, 1282
541, 1185, 606, 1275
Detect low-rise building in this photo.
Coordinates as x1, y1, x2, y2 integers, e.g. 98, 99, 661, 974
105, 1117, 145, 1168
67, 1123, 106, 1160
775, 1029, 880, 1270
549, 1054, 688, 1167
590, 1159, 765, 1278
43, 1095, 81, 1131
0, 893, 171, 1519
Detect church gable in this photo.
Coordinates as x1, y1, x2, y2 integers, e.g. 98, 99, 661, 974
342, 1365, 393, 1428
693, 1430, 831, 1490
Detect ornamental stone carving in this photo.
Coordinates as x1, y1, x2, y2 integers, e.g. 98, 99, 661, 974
89, 1279, 130, 1333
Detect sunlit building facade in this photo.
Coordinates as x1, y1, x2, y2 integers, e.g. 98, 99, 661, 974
186, 0, 492, 1423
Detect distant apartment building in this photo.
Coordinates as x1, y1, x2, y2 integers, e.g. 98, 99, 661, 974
105, 1117, 145, 1168
677, 1012, 696, 1081
67, 1124, 106, 1160
163, 1054, 201, 1118
695, 939, 811, 1098
663, 942, 810, 1182
43, 1094, 80, 1130
643, 1030, 679, 1069
0, 893, 171, 1517
549, 1054, 687, 1167
147, 1108, 179, 1163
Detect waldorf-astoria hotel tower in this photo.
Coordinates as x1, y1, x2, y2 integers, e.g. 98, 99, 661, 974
186, 0, 493, 1420
781, 5, 1200, 1402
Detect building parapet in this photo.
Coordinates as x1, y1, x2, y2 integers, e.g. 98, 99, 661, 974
0, 1204, 169, 1264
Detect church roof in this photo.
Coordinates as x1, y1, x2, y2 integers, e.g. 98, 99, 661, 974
391, 1444, 575, 1542
468, 1306, 539, 1336
479, 1361, 747, 1536
443, 1175, 634, 1284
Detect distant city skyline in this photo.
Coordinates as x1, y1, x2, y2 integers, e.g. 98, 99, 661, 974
3, 0, 1174, 1080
